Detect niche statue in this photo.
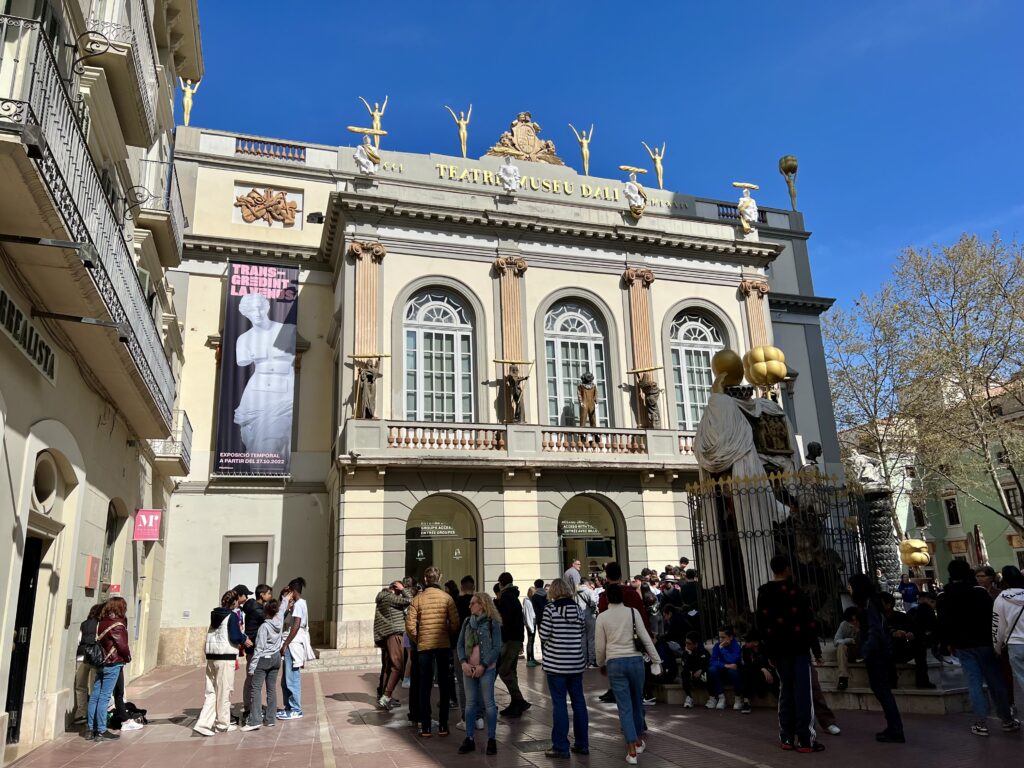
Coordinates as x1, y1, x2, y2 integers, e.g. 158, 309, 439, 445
636, 372, 662, 429
504, 364, 529, 423
578, 371, 598, 427
356, 359, 383, 419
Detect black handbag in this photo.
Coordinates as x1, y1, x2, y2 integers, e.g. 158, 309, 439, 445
631, 609, 646, 653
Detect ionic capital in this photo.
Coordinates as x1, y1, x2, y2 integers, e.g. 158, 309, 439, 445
493, 255, 528, 276
739, 279, 770, 298
348, 240, 386, 263
623, 267, 655, 286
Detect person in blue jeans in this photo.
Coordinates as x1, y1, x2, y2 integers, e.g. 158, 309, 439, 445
937, 559, 1020, 737
705, 626, 743, 710
279, 578, 311, 720
596, 584, 661, 765
456, 592, 501, 755
88, 597, 131, 741
538, 577, 589, 758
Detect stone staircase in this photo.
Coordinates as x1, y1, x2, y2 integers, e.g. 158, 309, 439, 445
301, 647, 380, 673
656, 645, 971, 715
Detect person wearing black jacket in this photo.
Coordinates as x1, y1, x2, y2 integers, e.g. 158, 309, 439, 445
756, 556, 823, 753
495, 572, 530, 716
73, 603, 104, 722
878, 593, 934, 689
239, 584, 270, 723
849, 573, 904, 743
936, 560, 1018, 736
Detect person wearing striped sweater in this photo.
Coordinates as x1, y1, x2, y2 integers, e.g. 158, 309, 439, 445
538, 577, 590, 758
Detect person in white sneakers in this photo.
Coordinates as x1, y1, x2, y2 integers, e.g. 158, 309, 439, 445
241, 598, 285, 731
194, 590, 248, 736
596, 584, 661, 764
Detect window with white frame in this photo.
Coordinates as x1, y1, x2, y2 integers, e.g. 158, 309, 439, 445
669, 312, 724, 430
544, 301, 609, 426
403, 290, 474, 422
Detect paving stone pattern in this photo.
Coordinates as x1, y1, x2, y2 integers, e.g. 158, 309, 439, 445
8, 664, 1020, 768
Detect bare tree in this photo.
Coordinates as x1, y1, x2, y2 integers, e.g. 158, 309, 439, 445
823, 287, 919, 538
894, 235, 1024, 536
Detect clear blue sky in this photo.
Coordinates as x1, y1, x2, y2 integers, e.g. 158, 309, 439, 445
189, 0, 1023, 307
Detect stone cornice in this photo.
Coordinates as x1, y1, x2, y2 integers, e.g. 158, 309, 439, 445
768, 292, 836, 315
323, 192, 783, 270
182, 234, 328, 268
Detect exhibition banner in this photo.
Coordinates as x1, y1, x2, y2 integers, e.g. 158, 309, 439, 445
214, 262, 299, 475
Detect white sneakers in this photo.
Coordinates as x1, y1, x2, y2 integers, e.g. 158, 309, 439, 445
193, 726, 214, 737
635, 741, 646, 754
119, 720, 144, 732
733, 699, 743, 711
716, 696, 726, 710
241, 724, 261, 732
683, 696, 694, 708
456, 717, 485, 731
705, 695, 718, 709
625, 753, 638, 765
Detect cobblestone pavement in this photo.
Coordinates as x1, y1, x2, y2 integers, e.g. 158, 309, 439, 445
7, 663, 1020, 768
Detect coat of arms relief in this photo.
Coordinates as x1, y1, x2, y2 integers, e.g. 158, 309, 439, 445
485, 112, 565, 165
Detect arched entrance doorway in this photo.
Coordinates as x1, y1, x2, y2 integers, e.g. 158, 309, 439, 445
405, 496, 479, 586
558, 495, 622, 579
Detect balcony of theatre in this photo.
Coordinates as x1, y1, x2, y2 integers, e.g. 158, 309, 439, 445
337, 419, 698, 476
0, 12, 177, 439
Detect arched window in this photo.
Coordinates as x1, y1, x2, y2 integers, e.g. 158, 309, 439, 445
670, 313, 724, 429
544, 301, 609, 426
403, 290, 475, 422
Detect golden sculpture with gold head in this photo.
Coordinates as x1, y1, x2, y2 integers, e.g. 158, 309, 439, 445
642, 141, 666, 190
358, 96, 388, 148
569, 123, 594, 176
445, 104, 472, 158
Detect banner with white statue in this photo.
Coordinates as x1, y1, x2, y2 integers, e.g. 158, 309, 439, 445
214, 262, 299, 475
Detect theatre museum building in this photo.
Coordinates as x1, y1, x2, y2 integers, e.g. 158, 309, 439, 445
1, 44, 843, 740
144, 117, 842, 665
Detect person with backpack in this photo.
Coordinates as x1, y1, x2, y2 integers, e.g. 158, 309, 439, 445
87, 597, 131, 741
194, 589, 248, 736
74, 603, 104, 723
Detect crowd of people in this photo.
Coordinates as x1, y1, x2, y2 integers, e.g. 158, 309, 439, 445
368, 554, 1024, 760
74, 553, 1024, 758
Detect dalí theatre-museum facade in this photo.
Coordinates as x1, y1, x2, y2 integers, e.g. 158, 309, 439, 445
157, 113, 840, 661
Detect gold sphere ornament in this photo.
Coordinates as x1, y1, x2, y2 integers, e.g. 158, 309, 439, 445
899, 538, 930, 567
711, 349, 744, 386
743, 346, 787, 387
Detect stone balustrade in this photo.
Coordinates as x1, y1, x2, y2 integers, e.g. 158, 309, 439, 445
341, 420, 698, 471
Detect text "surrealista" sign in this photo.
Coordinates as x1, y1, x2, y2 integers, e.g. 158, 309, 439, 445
0, 280, 57, 384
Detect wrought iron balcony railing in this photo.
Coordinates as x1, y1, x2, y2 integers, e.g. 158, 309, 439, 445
0, 13, 175, 426
87, 0, 159, 141
150, 409, 192, 474
133, 157, 186, 254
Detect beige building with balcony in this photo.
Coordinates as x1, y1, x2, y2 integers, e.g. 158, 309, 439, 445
0, 0, 200, 758
159, 121, 840, 664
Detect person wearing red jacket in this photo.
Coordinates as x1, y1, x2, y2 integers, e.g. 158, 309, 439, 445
87, 597, 131, 741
